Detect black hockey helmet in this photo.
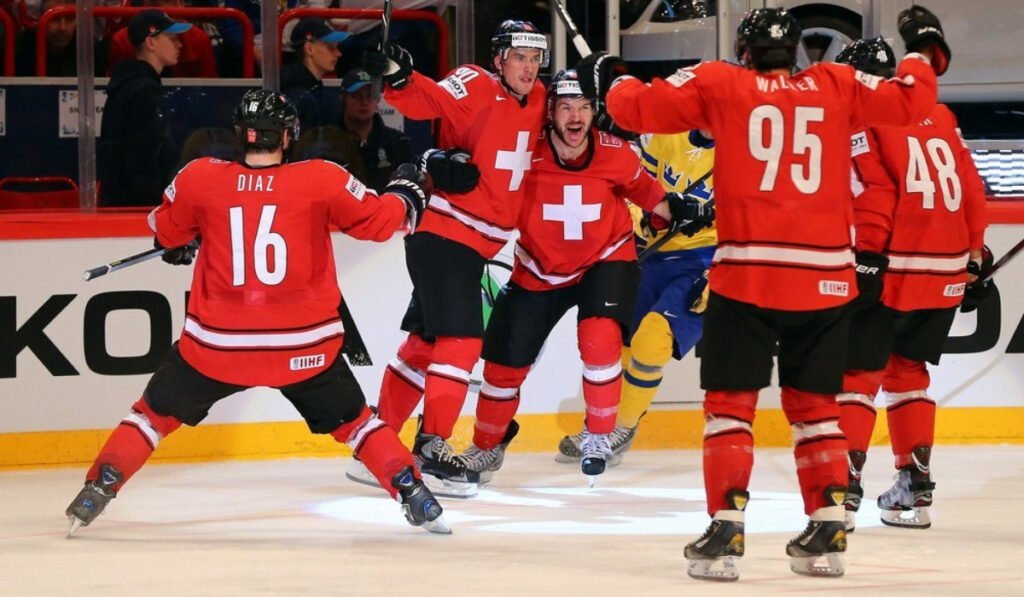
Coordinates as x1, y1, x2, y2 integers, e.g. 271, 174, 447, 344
490, 19, 549, 68
836, 36, 896, 78
233, 88, 300, 151
735, 8, 801, 71
546, 68, 591, 114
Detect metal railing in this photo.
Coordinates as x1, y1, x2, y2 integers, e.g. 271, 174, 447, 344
36, 6, 255, 77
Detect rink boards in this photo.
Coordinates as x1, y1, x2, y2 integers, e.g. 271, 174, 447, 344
0, 209, 1022, 468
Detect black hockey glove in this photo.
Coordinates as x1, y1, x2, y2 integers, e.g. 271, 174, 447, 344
594, 111, 638, 142
898, 5, 951, 75
419, 148, 480, 194
853, 251, 889, 305
155, 237, 199, 266
960, 246, 996, 313
385, 162, 432, 228
574, 52, 628, 103
666, 192, 715, 237
362, 42, 414, 90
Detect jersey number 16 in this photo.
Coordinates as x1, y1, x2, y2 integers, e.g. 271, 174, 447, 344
229, 205, 287, 286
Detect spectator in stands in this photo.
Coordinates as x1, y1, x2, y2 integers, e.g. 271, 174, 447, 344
98, 9, 190, 207
281, 17, 347, 128
14, 0, 107, 76
107, 0, 217, 77
337, 67, 412, 192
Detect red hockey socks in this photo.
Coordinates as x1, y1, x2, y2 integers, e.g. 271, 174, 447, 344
702, 389, 757, 515
781, 387, 848, 515
473, 362, 528, 450
837, 368, 882, 454
377, 334, 432, 432
331, 406, 415, 499
86, 398, 183, 491
882, 355, 935, 468
422, 336, 482, 438
578, 317, 623, 434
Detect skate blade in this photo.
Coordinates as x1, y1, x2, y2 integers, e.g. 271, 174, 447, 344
477, 470, 494, 485
586, 474, 598, 488
66, 516, 83, 539
880, 507, 931, 529
422, 475, 478, 499
686, 556, 740, 582
422, 514, 453, 535
554, 453, 580, 464
790, 552, 844, 577
345, 471, 382, 489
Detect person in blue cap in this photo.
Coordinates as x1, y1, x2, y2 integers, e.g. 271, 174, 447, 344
281, 18, 350, 128
338, 67, 414, 192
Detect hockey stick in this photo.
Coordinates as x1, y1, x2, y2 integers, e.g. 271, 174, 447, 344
983, 237, 1024, 281
637, 168, 715, 262
552, 0, 593, 58
338, 300, 373, 367
82, 247, 167, 281
370, 0, 395, 101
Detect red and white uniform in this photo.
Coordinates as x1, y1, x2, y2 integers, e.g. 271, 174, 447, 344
384, 66, 546, 258
851, 104, 988, 311
514, 130, 664, 291
607, 56, 938, 311
150, 157, 409, 388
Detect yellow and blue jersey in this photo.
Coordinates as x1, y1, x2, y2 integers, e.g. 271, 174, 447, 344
632, 131, 717, 253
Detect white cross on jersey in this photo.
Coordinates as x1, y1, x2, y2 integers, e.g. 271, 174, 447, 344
543, 185, 601, 240
494, 131, 533, 191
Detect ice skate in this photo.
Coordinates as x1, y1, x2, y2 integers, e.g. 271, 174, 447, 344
345, 456, 381, 489
786, 488, 848, 577
459, 420, 519, 485
413, 426, 480, 499
580, 431, 612, 487
555, 423, 637, 465
65, 464, 123, 538
845, 450, 866, 532
391, 466, 451, 535
684, 490, 748, 582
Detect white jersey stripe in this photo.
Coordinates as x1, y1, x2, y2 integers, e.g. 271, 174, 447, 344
389, 357, 426, 390
428, 195, 513, 242
348, 416, 385, 450
184, 318, 343, 349
515, 235, 632, 286
583, 362, 623, 384
586, 405, 619, 418
703, 417, 751, 437
836, 392, 876, 408
714, 245, 854, 268
886, 389, 929, 407
123, 412, 161, 448
427, 363, 471, 382
887, 253, 969, 273
480, 382, 519, 399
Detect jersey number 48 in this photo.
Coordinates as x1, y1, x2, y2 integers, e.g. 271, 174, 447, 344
905, 136, 962, 211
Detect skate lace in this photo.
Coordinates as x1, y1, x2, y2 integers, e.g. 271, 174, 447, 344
608, 425, 635, 448
429, 437, 465, 468
580, 433, 611, 460
459, 444, 496, 470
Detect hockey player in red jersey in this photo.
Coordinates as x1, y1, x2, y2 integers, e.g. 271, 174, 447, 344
577, 4, 949, 580
834, 38, 990, 533
456, 70, 713, 486
65, 89, 451, 536
357, 20, 550, 498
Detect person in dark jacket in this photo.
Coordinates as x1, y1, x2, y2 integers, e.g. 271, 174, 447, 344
337, 68, 413, 192
14, 0, 107, 76
98, 9, 190, 207
280, 18, 348, 128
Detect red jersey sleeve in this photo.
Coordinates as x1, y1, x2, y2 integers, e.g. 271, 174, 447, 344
324, 163, 409, 241
846, 55, 937, 128
383, 65, 493, 122
612, 144, 665, 211
850, 129, 896, 253
940, 106, 988, 250
606, 63, 717, 134
150, 160, 201, 248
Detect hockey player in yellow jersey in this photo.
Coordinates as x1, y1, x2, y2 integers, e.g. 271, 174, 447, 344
557, 129, 716, 464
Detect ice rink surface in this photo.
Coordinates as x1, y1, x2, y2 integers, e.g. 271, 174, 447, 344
2, 445, 1022, 596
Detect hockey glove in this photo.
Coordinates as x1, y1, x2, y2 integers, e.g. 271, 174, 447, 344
854, 251, 889, 305
419, 148, 480, 194
386, 162, 432, 228
362, 42, 414, 90
156, 237, 199, 266
666, 192, 715, 237
898, 5, 951, 75
574, 52, 629, 103
960, 245, 995, 313
594, 111, 638, 142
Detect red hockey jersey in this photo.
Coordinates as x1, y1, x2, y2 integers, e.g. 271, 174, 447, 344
607, 55, 937, 311
150, 158, 409, 387
852, 104, 988, 311
513, 130, 665, 291
385, 66, 547, 258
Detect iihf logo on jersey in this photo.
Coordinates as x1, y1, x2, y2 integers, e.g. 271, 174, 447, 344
290, 354, 326, 371
818, 281, 849, 296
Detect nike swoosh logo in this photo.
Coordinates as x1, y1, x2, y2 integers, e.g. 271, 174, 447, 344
495, 95, 506, 101
663, 311, 678, 318
604, 302, 618, 307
